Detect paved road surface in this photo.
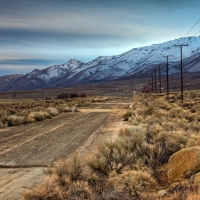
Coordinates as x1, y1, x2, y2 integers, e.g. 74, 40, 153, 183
0, 98, 130, 200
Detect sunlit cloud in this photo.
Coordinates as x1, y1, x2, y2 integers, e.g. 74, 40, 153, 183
0, 0, 199, 75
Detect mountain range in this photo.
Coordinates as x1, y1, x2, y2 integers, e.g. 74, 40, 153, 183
0, 36, 200, 91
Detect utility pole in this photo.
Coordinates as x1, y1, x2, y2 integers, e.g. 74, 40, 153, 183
159, 64, 162, 93
150, 76, 154, 93
149, 80, 152, 93
154, 69, 157, 93
163, 55, 171, 98
175, 44, 188, 102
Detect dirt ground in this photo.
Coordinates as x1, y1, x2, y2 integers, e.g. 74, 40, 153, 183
0, 98, 131, 200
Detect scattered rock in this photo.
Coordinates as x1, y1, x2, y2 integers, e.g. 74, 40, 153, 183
168, 146, 200, 182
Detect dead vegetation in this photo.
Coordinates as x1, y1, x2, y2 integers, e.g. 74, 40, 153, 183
24, 90, 200, 199
0, 96, 117, 128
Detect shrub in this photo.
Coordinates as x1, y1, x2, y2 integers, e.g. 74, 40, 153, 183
8, 108, 18, 115
167, 182, 199, 200
185, 113, 196, 122
70, 93, 79, 98
169, 107, 184, 119
57, 93, 69, 99
108, 170, 156, 191
186, 134, 200, 147
43, 111, 51, 119
82, 102, 90, 107
26, 112, 36, 123
67, 180, 92, 200
7, 115, 24, 126
0, 109, 7, 118
137, 105, 154, 117
108, 170, 157, 200
88, 138, 136, 176
122, 110, 134, 121
24, 176, 92, 200
24, 155, 90, 200
47, 107, 59, 116
79, 93, 87, 97
148, 131, 188, 165
44, 154, 84, 182
153, 109, 168, 118
24, 177, 61, 200
34, 111, 45, 121
88, 130, 145, 176
26, 111, 46, 123
118, 128, 132, 137
55, 156, 84, 182
0, 121, 4, 128
63, 106, 72, 112
71, 106, 77, 113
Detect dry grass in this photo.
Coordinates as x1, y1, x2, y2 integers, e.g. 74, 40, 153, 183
24, 91, 200, 199
7, 115, 24, 126
165, 181, 199, 200
24, 176, 92, 200
88, 134, 137, 176
122, 110, 134, 121
24, 154, 92, 200
0, 96, 115, 128
52, 155, 84, 182
108, 170, 157, 192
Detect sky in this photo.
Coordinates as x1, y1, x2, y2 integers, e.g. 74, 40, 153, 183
0, 0, 200, 76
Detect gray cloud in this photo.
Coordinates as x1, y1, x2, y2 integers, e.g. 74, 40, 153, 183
0, 0, 200, 75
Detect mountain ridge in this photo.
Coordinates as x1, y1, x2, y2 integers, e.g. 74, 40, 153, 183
0, 36, 200, 91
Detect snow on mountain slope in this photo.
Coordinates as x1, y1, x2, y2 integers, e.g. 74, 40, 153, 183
32, 36, 200, 84
27, 59, 85, 84
59, 36, 200, 85
1, 36, 200, 91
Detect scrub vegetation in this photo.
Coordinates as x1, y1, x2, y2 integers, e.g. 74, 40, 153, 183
24, 91, 200, 199
0, 94, 114, 128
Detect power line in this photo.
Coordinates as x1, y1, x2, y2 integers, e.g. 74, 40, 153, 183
185, 18, 200, 37
195, 29, 200, 36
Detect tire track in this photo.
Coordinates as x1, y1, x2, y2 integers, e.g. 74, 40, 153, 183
2, 125, 44, 142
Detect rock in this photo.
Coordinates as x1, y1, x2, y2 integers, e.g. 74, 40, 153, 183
157, 190, 167, 197
168, 146, 200, 182
194, 172, 200, 184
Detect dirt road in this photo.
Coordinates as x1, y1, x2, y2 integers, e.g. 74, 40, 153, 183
0, 98, 130, 200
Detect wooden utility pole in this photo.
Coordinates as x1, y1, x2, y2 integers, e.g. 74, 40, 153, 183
149, 80, 152, 93
163, 55, 171, 98
150, 76, 154, 93
159, 64, 162, 93
154, 69, 157, 93
175, 44, 188, 102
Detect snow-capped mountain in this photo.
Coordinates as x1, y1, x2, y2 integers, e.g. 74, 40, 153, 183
27, 59, 85, 84
1, 36, 200, 91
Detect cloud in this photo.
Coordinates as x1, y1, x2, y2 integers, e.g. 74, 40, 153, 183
0, 0, 198, 41
0, 0, 200, 75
